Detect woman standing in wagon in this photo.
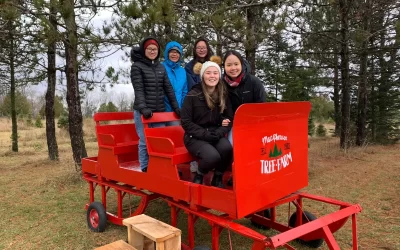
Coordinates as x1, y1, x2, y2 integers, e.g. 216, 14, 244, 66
131, 37, 181, 173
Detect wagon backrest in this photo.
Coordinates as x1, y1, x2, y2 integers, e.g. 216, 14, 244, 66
142, 112, 184, 148
232, 102, 311, 218
93, 112, 138, 146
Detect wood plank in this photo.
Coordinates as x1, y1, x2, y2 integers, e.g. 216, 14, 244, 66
163, 236, 180, 250
123, 214, 181, 243
95, 240, 137, 250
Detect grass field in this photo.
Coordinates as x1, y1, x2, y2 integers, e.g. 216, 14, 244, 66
0, 118, 399, 250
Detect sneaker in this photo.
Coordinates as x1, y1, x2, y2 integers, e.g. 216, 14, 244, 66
193, 173, 203, 184
190, 161, 198, 173
211, 173, 224, 188
142, 167, 147, 173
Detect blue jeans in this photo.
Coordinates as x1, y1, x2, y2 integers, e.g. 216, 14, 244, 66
228, 128, 233, 145
134, 110, 166, 170
165, 120, 180, 126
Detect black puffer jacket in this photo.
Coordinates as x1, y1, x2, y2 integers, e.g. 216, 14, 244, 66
181, 84, 233, 142
131, 37, 179, 112
223, 60, 266, 115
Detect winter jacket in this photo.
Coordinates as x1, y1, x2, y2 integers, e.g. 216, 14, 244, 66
181, 84, 233, 142
162, 41, 189, 111
131, 37, 179, 113
223, 60, 267, 115
184, 59, 201, 89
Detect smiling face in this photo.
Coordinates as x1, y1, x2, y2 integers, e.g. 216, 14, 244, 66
145, 45, 158, 60
195, 41, 208, 59
224, 54, 242, 79
168, 49, 180, 63
203, 66, 220, 90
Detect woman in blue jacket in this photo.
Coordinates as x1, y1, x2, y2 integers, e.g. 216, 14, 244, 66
162, 41, 192, 125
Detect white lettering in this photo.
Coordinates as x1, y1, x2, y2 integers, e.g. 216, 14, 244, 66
262, 133, 288, 145
261, 152, 293, 175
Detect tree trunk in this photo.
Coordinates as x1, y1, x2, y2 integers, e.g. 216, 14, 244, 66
339, 0, 351, 149
356, 0, 371, 146
45, 0, 59, 160
245, 7, 257, 74
62, 0, 87, 170
333, 51, 340, 136
9, 24, 18, 152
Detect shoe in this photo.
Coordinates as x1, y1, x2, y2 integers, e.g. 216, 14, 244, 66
142, 167, 147, 173
227, 176, 233, 186
193, 173, 203, 184
211, 173, 224, 188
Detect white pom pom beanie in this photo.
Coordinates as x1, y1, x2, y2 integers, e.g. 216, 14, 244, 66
200, 61, 222, 79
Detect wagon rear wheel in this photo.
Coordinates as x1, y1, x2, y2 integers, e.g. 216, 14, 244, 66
289, 211, 324, 248
250, 208, 272, 230
87, 201, 107, 232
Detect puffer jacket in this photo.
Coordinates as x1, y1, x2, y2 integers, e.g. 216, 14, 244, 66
131, 37, 179, 113
223, 60, 267, 115
184, 59, 201, 89
162, 41, 189, 111
181, 84, 233, 141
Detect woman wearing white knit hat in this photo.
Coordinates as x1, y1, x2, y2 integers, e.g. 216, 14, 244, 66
181, 56, 233, 188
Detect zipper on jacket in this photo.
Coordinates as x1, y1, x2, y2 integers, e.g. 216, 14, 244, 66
152, 62, 159, 111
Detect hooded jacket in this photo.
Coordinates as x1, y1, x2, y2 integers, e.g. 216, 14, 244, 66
162, 41, 190, 111
223, 60, 267, 115
130, 37, 179, 113
181, 84, 233, 142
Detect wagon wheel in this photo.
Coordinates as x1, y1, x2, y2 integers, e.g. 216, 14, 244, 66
87, 201, 107, 232
289, 211, 324, 248
250, 208, 272, 230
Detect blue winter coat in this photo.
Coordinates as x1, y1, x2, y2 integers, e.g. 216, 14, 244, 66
162, 41, 190, 111
184, 59, 200, 90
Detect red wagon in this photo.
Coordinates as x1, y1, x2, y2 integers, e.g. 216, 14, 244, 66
82, 102, 362, 249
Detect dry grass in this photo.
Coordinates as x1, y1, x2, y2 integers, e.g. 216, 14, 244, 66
0, 119, 398, 250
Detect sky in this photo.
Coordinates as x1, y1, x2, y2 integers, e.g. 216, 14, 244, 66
29, 9, 134, 103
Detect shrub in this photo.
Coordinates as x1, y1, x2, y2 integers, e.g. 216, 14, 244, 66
316, 124, 327, 137
35, 116, 43, 128
57, 110, 69, 130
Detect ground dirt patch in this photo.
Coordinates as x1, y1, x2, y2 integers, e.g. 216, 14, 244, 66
0, 120, 398, 250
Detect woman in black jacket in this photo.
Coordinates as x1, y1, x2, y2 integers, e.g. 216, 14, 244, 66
181, 56, 233, 188
131, 37, 180, 173
222, 50, 267, 186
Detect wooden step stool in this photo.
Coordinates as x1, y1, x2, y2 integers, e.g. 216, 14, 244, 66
123, 214, 181, 250
95, 240, 137, 250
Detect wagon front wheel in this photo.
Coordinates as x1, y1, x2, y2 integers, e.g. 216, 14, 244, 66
289, 211, 324, 248
87, 201, 107, 232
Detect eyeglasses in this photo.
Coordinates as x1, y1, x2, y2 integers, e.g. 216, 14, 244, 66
146, 48, 158, 52
196, 47, 207, 51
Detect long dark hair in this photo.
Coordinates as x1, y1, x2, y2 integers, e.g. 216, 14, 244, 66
222, 50, 245, 69
192, 37, 214, 62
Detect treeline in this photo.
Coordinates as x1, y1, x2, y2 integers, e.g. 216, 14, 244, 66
0, 0, 398, 169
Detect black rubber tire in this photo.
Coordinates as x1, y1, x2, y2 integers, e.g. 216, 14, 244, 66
250, 208, 272, 230
87, 201, 107, 232
193, 247, 211, 250
289, 211, 324, 248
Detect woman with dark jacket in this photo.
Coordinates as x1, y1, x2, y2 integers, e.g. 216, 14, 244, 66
222, 50, 267, 144
184, 37, 214, 89
131, 37, 181, 172
222, 50, 267, 186
181, 56, 233, 188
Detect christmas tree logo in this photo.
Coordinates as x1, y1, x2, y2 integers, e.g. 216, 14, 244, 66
269, 143, 283, 158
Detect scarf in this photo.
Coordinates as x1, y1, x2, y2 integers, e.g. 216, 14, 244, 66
224, 72, 244, 87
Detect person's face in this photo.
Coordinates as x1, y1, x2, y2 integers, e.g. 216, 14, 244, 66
195, 41, 208, 59
145, 45, 158, 60
168, 49, 180, 63
203, 66, 220, 88
224, 55, 242, 79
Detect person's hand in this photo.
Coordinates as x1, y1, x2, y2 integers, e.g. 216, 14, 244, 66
174, 108, 181, 118
204, 132, 219, 143
214, 128, 226, 138
140, 108, 153, 119
222, 119, 230, 127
